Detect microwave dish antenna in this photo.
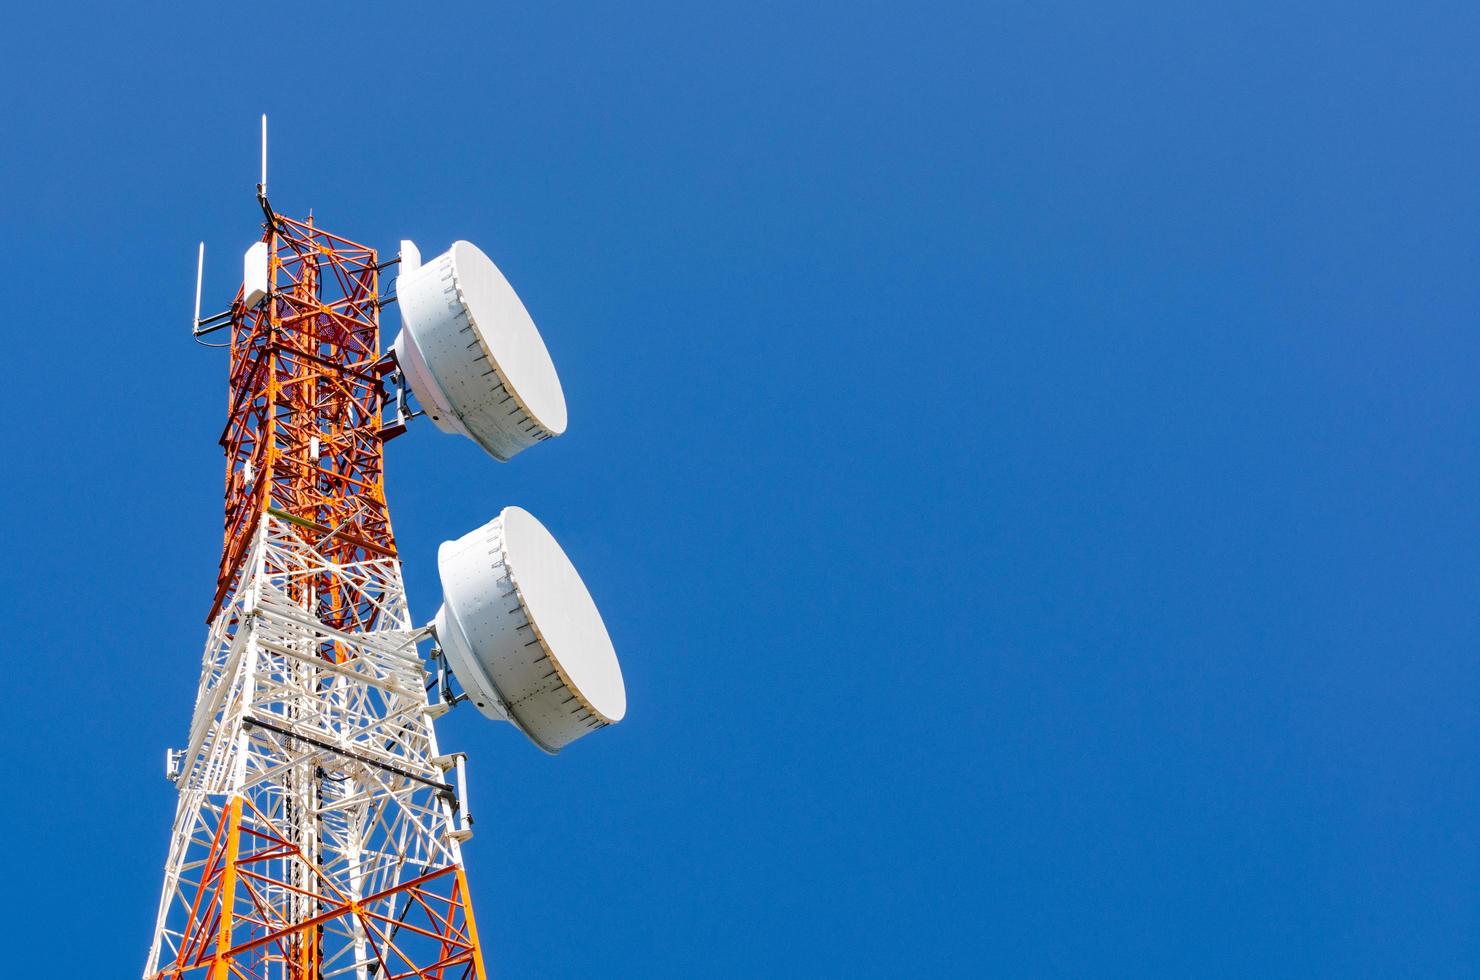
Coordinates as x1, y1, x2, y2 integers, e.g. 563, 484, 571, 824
433, 506, 625, 754
394, 241, 568, 461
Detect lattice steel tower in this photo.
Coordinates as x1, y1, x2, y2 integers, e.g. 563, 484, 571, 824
146, 121, 628, 979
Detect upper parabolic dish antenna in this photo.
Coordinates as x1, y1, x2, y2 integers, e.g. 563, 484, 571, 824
394, 241, 567, 461
434, 506, 625, 753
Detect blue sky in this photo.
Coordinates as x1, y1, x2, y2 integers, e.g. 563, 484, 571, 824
1, 2, 1475, 975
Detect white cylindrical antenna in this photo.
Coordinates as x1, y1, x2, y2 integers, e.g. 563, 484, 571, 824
194, 242, 205, 328
260, 114, 268, 196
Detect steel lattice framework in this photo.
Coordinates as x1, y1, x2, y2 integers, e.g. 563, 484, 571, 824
146, 207, 487, 979
212, 214, 397, 624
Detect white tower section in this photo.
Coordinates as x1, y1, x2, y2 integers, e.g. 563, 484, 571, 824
145, 515, 480, 979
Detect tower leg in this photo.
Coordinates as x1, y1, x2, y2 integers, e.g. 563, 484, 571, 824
210, 797, 244, 980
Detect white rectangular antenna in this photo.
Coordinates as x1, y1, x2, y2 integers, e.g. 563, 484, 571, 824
453, 753, 472, 839
244, 241, 269, 307
194, 242, 205, 328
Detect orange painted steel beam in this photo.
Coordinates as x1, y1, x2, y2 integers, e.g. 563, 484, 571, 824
210, 797, 245, 980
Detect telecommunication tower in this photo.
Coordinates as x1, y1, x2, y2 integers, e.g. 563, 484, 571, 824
145, 118, 628, 979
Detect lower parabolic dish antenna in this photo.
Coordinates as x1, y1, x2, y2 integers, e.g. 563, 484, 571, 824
395, 241, 568, 461
434, 506, 625, 753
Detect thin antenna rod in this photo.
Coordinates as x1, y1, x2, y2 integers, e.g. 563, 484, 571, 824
194, 242, 205, 328
259, 114, 268, 198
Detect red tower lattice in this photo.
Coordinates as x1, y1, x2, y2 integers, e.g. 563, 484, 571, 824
213, 213, 397, 624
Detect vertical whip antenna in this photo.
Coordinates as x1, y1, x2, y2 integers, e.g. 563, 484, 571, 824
259, 114, 268, 199
194, 242, 205, 329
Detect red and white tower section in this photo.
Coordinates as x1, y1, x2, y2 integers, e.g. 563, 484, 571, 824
146, 125, 628, 979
